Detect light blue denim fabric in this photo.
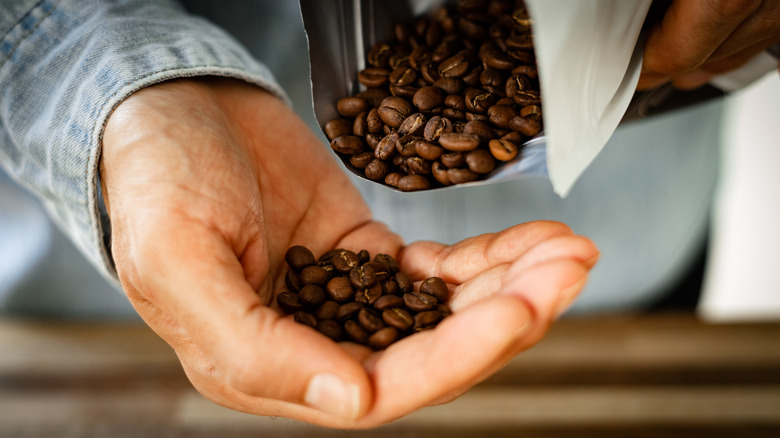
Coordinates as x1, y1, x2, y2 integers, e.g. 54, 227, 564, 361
0, 0, 287, 291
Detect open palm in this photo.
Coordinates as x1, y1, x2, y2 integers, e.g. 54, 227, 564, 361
100, 78, 598, 428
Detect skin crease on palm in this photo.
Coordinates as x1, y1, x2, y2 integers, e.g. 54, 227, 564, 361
99, 77, 598, 428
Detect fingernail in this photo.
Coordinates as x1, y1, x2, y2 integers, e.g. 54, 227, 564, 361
305, 373, 360, 420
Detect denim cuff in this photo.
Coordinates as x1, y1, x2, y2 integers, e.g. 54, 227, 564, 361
0, 0, 288, 288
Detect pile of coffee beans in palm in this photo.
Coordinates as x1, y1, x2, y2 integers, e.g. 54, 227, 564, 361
276, 245, 451, 350
325, 0, 541, 191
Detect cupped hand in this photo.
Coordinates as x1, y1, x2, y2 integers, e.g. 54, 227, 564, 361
638, 0, 780, 90
100, 78, 598, 428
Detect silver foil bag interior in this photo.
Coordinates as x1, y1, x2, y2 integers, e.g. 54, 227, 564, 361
299, 0, 548, 190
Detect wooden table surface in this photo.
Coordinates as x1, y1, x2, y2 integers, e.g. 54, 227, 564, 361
1, 313, 779, 437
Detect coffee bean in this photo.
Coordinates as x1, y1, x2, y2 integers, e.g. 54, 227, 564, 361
365, 133, 382, 150
385, 171, 403, 187
501, 130, 524, 144
344, 320, 370, 344
396, 135, 419, 157
442, 107, 466, 121
324, 119, 353, 141
439, 132, 480, 151
336, 301, 363, 321
462, 120, 494, 143
364, 261, 392, 282
356, 88, 391, 108
294, 311, 317, 327
487, 105, 516, 129
375, 132, 399, 161
409, 46, 432, 70
358, 308, 386, 332
448, 167, 479, 184
300, 265, 330, 286
337, 97, 369, 117
424, 116, 453, 142
314, 300, 340, 320
415, 140, 445, 160
331, 135, 364, 155
489, 138, 518, 161
414, 310, 443, 331
365, 159, 389, 181
413, 86, 445, 111
368, 327, 399, 349
367, 42, 391, 67
378, 97, 413, 128
398, 112, 427, 136
366, 108, 384, 134
509, 115, 541, 137
441, 151, 466, 168
389, 67, 417, 86
444, 94, 466, 110
393, 272, 413, 294
333, 249, 360, 273
462, 65, 483, 87
277, 291, 304, 314
432, 161, 452, 185
316, 320, 345, 342
285, 245, 315, 271
352, 111, 368, 137
407, 157, 432, 175
349, 264, 377, 288
398, 174, 431, 191
355, 283, 382, 305
418, 278, 446, 303
439, 53, 470, 77
466, 149, 496, 173
381, 279, 400, 297
404, 292, 438, 312
480, 44, 515, 70
374, 254, 400, 274
374, 294, 404, 310
512, 89, 541, 107
383, 307, 414, 331
358, 67, 390, 88
326, 276, 354, 302
298, 284, 327, 307
350, 151, 374, 169
357, 249, 371, 265
520, 104, 541, 118
433, 77, 464, 94
284, 269, 302, 293
464, 88, 496, 113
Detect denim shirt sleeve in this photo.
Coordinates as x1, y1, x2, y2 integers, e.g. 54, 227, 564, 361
0, 0, 288, 286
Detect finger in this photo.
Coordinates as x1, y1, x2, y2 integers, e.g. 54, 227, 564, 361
398, 221, 575, 283
132, 220, 372, 421
358, 258, 589, 423
707, 1, 780, 61
642, 0, 762, 76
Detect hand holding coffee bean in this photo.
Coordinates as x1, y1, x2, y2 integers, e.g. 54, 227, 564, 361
100, 77, 598, 428
325, 1, 544, 191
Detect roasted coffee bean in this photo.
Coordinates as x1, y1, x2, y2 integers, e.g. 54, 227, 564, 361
285, 245, 315, 271
365, 133, 382, 150
489, 138, 519, 161
404, 292, 438, 312
464, 88, 496, 113
294, 311, 317, 327
378, 97, 413, 128
277, 291, 304, 314
285, 269, 302, 293
298, 284, 327, 307
367, 42, 391, 67
389, 67, 417, 86
441, 151, 466, 168
458, 17, 488, 40
374, 294, 404, 310
357, 249, 371, 264
355, 283, 383, 305
466, 149, 496, 173
314, 300, 340, 321
506, 33, 534, 50
462, 120, 494, 143
509, 115, 542, 137
375, 132, 399, 160
324, 119, 353, 141
398, 174, 431, 191
358, 308, 386, 332
420, 277, 448, 303
433, 77, 464, 94
383, 307, 414, 331
357, 88, 392, 108
439, 132, 480, 151
332, 249, 360, 273
395, 135, 418, 157
349, 264, 377, 288
448, 167, 479, 184
481, 45, 515, 70
444, 94, 466, 110
336, 301, 363, 321
415, 140, 445, 160
442, 107, 466, 121
438, 53, 470, 77
344, 320, 370, 344
393, 272, 413, 294
374, 254, 399, 273
398, 113, 427, 136
488, 105, 516, 129
316, 320, 345, 342
299, 265, 330, 286
462, 65, 483, 87
364, 261, 392, 282
424, 115, 453, 142
413, 86, 445, 111
385, 171, 403, 187
326, 276, 353, 302
420, 60, 440, 84
466, 112, 489, 122
432, 161, 452, 185
520, 104, 541, 118
480, 67, 505, 90
350, 151, 374, 169
364, 159, 389, 181
501, 130, 524, 144
352, 111, 368, 137
336, 97, 369, 117
380, 279, 399, 296
368, 327, 399, 350
511, 64, 538, 79
357, 67, 390, 88
414, 310, 443, 331
409, 46, 432, 70
366, 108, 384, 134
389, 53, 410, 70
331, 135, 364, 155
407, 157, 432, 175
512, 89, 541, 107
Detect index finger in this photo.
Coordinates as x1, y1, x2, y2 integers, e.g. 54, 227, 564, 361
642, 0, 762, 76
